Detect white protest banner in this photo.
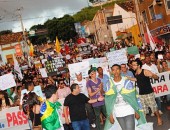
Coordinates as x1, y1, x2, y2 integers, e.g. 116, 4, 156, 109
0, 73, 16, 90
0, 106, 29, 129
58, 98, 70, 124
135, 71, 170, 97
39, 68, 48, 78
151, 71, 170, 97
68, 61, 90, 80
106, 48, 127, 67
89, 57, 110, 77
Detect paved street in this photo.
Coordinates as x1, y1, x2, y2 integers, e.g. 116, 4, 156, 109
92, 104, 170, 130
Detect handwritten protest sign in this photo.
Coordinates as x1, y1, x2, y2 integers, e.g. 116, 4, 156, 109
39, 68, 48, 78
106, 48, 127, 67
44, 57, 65, 76
0, 73, 16, 90
0, 107, 29, 129
68, 61, 90, 80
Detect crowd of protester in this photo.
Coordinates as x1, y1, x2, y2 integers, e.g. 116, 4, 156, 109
0, 40, 170, 130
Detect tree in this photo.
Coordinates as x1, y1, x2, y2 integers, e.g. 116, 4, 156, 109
29, 24, 47, 45
0, 30, 12, 35
44, 15, 77, 41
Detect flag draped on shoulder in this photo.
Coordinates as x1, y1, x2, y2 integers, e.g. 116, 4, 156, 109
104, 77, 147, 130
55, 37, 61, 53
40, 101, 62, 130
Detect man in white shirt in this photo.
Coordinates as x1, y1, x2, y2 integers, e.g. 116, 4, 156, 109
73, 72, 96, 128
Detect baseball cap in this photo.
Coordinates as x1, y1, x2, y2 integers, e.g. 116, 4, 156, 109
88, 67, 97, 75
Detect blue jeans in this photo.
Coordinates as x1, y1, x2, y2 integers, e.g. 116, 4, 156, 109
72, 119, 90, 130
117, 114, 135, 130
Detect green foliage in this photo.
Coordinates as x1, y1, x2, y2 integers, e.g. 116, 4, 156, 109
0, 30, 12, 35
30, 24, 46, 30
44, 15, 77, 41
73, 6, 100, 22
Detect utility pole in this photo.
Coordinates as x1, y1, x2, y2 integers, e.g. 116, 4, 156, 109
16, 7, 29, 58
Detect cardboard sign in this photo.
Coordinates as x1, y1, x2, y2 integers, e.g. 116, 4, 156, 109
0, 107, 29, 129
39, 68, 48, 78
106, 48, 127, 67
0, 73, 16, 90
68, 61, 90, 80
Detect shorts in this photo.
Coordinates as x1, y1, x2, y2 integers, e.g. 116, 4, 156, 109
139, 92, 158, 115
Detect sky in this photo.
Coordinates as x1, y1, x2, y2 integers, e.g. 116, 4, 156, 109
0, 0, 89, 32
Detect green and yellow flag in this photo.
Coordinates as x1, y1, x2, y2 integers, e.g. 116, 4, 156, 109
40, 101, 62, 130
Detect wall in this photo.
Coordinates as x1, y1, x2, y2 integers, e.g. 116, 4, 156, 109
110, 4, 137, 40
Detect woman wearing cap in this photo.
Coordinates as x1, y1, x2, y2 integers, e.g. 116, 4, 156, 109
86, 67, 106, 130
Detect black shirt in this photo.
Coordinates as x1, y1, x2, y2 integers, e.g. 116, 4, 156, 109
136, 69, 153, 95
64, 93, 89, 122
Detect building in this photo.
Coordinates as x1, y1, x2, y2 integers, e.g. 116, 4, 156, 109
85, 6, 114, 43
135, 0, 170, 44
85, 1, 142, 45
0, 32, 24, 65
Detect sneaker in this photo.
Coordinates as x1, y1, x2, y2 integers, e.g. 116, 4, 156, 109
151, 113, 155, 117
91, 123, 96, 128
159, 110, 163, 115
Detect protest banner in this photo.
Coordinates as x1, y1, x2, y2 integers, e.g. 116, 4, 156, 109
127, 46, 139, 55
106, 48, 127, 67
58, 98, 70, 124
135, 71, 170, 97
68, 61, 90, 80
151, 71, 170, 97
44, 57, 66, 76
39, 68, 48, 78
0, 73, 16, 90
0, 106, 29, 129
89, 57, 110, 77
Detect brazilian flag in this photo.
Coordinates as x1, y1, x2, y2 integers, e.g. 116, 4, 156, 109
104, 77, 147, 130
40, 101, 62, 130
